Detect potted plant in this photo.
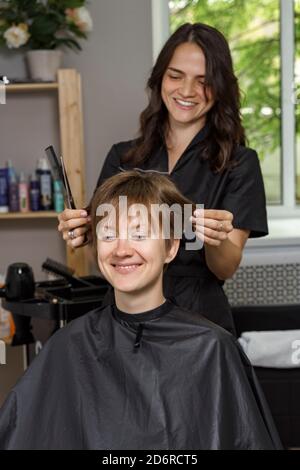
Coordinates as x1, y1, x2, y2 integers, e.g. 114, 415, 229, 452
0, 0, 93, 81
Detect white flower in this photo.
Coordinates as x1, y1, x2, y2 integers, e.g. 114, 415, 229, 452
66, 6, 93, 33
3, 23, 30, 49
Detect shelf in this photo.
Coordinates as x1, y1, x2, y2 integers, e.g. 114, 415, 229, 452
2, 69, 87, 275
0, 211, 58, 220
6, 83, 58, 92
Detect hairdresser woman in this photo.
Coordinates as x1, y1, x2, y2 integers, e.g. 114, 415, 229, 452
58, 23, 268, 334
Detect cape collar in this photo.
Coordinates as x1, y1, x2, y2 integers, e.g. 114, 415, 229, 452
112, 298, 173, 324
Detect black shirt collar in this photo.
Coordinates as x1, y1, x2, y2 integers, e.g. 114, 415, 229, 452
119, 123, 210, 174
162, 122, 210, 153
160, 122, 210, 174
185, 122, 210, 150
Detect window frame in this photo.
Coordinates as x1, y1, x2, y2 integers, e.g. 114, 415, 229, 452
151, 0, 300, 240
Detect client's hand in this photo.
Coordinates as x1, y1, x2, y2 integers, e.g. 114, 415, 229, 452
58, 209, 91, 248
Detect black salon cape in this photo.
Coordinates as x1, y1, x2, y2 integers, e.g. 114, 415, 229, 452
95, 127, 268, 334
0, 300, 282, 450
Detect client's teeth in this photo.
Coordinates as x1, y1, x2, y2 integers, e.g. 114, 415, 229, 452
116, 264, 139, 271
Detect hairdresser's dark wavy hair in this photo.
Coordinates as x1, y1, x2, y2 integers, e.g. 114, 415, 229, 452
122, 23, 246, 172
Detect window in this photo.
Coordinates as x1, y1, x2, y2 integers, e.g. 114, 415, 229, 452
159, 0, 300, 214
295, 0, 300, 203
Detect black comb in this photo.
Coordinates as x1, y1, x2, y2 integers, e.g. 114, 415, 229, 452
44, 145, 76, 209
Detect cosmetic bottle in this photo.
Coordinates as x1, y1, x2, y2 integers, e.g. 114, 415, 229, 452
29, 173, 40, 211
53, 179, 64, 213
6, 160, 15, 181
8, 171, 19, 212
36, 158, 43, 181
39, 157, 52, 210
18, 172, 29, 213
6, 161, 19, 212
0, 168, 9, 213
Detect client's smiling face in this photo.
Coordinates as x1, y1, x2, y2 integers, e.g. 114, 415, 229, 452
97, 205, 178, 299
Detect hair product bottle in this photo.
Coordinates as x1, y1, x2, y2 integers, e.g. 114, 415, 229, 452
37, 157, 52, 210
8, 171, 19, 212
53, 179, 64, 213
0, 168, 9, 213
6, 161, 19, 212
29, 173, 40, 211
18, 172, 29, 213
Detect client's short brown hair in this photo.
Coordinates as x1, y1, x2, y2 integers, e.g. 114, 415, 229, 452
90, 170, 195, 255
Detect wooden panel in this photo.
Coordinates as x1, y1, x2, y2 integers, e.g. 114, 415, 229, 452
57, 69, 88, 276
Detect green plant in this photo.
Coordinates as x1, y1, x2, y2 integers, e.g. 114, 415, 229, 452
0, 0, 92, 50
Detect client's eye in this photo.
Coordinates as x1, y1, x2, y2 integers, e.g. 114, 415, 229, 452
104, 235, 116, 241
130, 232, 147, 241
100, 232, 116, 241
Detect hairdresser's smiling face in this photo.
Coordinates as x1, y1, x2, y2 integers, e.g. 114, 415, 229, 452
161, 42, 214, 130
97, 208, 178, 303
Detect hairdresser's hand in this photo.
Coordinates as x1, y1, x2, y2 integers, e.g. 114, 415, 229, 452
58, 209, 91, 248
190, 209, 234, 247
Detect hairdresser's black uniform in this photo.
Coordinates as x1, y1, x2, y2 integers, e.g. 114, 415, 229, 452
96, 125, 268, 334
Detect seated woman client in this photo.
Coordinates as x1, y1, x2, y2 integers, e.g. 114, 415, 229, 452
0, 171, 281, 450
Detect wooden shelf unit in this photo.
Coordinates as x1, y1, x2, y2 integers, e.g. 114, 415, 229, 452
6, 82, 59, 92
2, 70, 88, 276
0, 211, 58, 220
